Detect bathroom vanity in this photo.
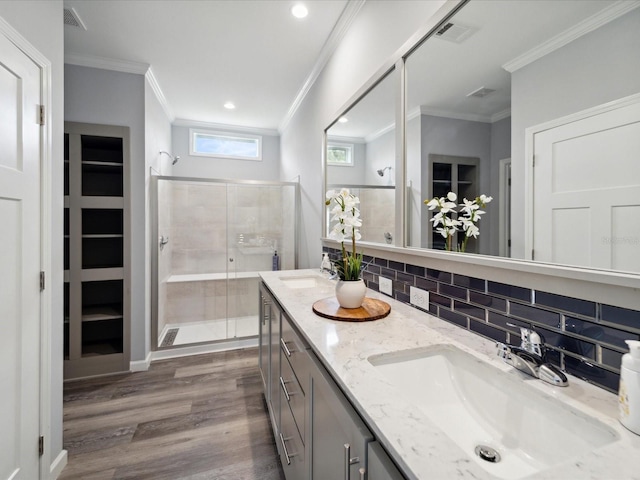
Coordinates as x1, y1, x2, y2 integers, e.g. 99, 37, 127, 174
259, 270, 640, 480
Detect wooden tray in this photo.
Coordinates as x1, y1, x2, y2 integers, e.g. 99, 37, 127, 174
312, 297, 391, 322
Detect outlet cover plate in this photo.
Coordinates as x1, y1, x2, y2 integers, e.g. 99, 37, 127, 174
379, 276, 393, 296
410, 286, 429, 310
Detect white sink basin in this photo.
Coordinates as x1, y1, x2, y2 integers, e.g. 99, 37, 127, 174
279, 276, 320, 289
368, 344, 618, 479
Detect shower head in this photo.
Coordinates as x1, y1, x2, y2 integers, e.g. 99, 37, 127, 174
377, 166, 392, 177
160, 151, 180, 165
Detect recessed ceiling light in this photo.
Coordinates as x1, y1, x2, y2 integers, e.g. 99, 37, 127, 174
224, 102, 236, 110
338, 117, 348, 123
291, 4, 308, 19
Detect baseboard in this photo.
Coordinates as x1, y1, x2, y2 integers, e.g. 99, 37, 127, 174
130, 352, 152, 372
49, 449, 67, 479
150, 337, 258, 361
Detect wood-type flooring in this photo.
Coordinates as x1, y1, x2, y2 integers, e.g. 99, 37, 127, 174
60, 347, 285, 480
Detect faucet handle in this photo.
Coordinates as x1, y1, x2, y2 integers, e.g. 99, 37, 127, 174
507, 324, 544, 357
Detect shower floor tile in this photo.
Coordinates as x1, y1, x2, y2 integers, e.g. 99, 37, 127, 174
160, 316, 257, 347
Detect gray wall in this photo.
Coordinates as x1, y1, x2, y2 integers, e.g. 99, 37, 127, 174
145, 78, 173, 357
0, 0, 65, 469
510, 8, 640, 258
281, 0, 448, 268
419, 114, 492, 251
65, 65, 148, 363
326, 141, 366, 186
171, 125, 281, 181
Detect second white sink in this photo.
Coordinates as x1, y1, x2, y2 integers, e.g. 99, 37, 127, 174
369, 344, 618, 479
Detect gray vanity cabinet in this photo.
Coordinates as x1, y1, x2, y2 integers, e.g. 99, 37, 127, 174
367, 442, 405, 480
310, 355, 374, 480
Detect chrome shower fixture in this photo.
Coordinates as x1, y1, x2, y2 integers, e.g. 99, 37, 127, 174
377, 166, 392, 177
160, 150, 180, 165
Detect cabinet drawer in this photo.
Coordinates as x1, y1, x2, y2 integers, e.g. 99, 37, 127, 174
280, 355, 306, 441
367, 441, 406, 480
279, 388, 306, 480
281, 315, 311, 392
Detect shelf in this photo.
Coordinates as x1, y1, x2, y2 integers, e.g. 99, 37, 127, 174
81, 135, 123, 164
82, 234, 123, 239
82, 304, 123, 322
82, 208, 123, 235
82, 237, 123, 269
82, 164, 123, 197
82, 161, 123, 167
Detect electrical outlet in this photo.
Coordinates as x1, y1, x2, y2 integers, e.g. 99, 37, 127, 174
410, 286, 429, 310
379, 276, 393, 296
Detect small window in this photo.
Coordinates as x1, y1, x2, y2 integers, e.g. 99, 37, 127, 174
327, 143, 354, 166
190, 129, 262, 161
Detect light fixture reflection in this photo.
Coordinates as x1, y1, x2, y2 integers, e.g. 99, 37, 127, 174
224, 101, 236, 110
338, 116, 348, 123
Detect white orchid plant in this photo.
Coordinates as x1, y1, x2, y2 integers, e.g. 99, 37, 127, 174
326, 189, 363, 281
424, 192, 493, 252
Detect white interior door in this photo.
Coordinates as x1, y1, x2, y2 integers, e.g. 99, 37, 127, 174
0, 33, 42, 479
533, 99, 640, 272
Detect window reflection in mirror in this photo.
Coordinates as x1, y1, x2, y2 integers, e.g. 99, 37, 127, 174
404, 0, 640, 274
326, 68, 397, 245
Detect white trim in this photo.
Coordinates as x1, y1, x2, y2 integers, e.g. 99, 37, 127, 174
64, 52, 149, 74
150, 337, 258, 361
145, 67, 174, 122
189, 128, 263, 161
49, 450, 68, 480
130, 352, 152, 372
503, 0, 640, 73
491, 108, 511, 123
0, 16, 54, 480
278, 0, 366, 133
174, 118, 279, 137
498, 158, 511, 258
408, 105, 511, 124
326, 134, 366, 144
524, 92, 640, 263
365, 122, 396, 143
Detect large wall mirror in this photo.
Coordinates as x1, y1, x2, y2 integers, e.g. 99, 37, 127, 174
325, 68, 398, 245
404, 0, 640, 274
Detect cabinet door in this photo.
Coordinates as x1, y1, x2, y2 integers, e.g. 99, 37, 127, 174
367, 441, 405, 480
311, 359, 373, 480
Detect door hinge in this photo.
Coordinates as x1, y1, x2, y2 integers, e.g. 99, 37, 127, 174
40, 271, 45, 291
531, 249, 535, 261
532, 155, 536, 167
38, 105, 45, 125
38, 436, 44, 456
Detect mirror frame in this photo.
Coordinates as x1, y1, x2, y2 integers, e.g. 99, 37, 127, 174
322, 0, 640, 311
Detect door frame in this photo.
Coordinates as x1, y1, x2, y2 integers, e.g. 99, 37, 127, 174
524, 92, 640, 261
0, 16, 55, 479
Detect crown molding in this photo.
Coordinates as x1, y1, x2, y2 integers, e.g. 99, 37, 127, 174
65, 52, 149, 74
174, 118, 279, 137
420, 105, 492, 123
278, 0, 367, 133
145, 67, 174, 122
365, 122, 396, 143
503, 0, 640, 73
491, 108, 511, 123
327, 135, 366, 144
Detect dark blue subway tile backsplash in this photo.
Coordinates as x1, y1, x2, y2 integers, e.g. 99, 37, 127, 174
535, 291, 596, 318
322, 246, 639, 393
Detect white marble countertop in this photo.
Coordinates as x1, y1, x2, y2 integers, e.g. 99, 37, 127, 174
259, 269, 640, 480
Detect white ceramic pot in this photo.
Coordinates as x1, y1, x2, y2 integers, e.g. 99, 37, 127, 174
335, 279, 366, 309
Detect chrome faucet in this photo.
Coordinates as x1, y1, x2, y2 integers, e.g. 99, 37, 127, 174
496, 326, 568, 387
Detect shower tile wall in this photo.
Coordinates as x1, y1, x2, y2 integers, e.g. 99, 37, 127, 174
157, 179, 173, 336
171, 182, 228, 274
358, 188, 394, 244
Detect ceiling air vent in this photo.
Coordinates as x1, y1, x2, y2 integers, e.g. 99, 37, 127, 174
467, 87, 496, 99
435, 22, 475, 43
63, 7, 87, 30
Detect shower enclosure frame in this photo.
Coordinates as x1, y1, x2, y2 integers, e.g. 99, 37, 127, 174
150, 175, 299, 351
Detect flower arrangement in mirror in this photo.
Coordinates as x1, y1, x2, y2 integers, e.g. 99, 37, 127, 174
326, 188, 363, 280
424, 192, 492, 252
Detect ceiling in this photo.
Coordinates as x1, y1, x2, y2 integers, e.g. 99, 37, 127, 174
64, 0, 350, 131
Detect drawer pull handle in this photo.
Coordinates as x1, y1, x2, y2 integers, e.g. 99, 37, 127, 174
279, 433, 297, 465
344, 444, 360, 480
280, 337, 292, 357
280, 376, 291, 402
359, 467, 366, 480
